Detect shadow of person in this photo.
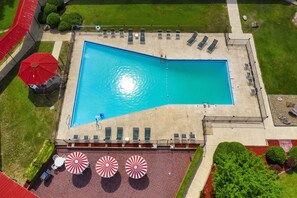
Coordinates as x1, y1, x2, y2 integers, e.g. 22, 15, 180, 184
101, 172, 122, 193
72, 168, 92, 188
128, 175, 150, 190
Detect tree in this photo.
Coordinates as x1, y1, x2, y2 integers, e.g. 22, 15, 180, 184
266, 146, 286, 164
213, 151, 282, 198
46, 13, 60, 28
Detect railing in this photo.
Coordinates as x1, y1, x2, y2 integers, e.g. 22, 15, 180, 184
203, 116, 264, 123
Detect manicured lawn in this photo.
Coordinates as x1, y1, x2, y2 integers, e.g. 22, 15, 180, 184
0, 41, 57, 184
238, 0, 297, 94
65, 0, 229, 32
0, 0, 20, 30
277, 168, 297, 198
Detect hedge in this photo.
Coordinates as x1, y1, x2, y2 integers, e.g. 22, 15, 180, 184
265, 146, 286, 165
47, 0, 64, 10
289, 146, 297, 160
44, 3, 57, 15
176, 147, 203, 198
61, 12, 82, 25
213, 142, 246, 165
58, 21, 72, 31
47, 13, 60, 28
23, 140, 55, 181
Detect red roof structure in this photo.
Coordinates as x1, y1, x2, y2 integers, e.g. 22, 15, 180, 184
0, 172, 37, 198
0, 0, 38, 61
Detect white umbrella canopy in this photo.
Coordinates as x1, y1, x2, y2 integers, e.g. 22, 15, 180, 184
125, 155, 148, 179
65, 152, 89, 174
96, 156, 119, 178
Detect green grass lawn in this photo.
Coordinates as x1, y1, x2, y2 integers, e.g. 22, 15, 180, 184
0, 41, 58, 184
277, 168, 297, 198
65, 0, 229, 32
238, 0, 297, 94
0, 0, 20, 30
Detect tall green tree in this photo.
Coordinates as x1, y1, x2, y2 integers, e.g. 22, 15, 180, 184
214, 151, 282, 198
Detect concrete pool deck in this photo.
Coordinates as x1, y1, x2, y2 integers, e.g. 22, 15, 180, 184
56, 32, 260, 142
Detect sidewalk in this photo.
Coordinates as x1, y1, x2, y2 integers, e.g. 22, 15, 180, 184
226, 0, 243, 34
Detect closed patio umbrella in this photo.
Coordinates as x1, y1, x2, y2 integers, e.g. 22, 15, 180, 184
65, 152, 89, 175
125, 155, 148, 179
96, 156, 119, 178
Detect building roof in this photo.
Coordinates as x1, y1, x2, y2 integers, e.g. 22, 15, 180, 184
0, 172, 37, 198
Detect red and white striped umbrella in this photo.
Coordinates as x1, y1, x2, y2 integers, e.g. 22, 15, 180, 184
65, 152, 89, 174
96, 156, 119, 178
125, 155, 148, 179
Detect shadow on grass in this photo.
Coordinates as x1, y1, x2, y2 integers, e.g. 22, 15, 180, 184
285, 167, 297, 175
28, 89, 60, 107
101, 172, 122, 193
72, 168, 92, 188
128, 175, 150, 190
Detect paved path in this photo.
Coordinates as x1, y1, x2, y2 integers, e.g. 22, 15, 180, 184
52, 41, 62, 60
226, 0, 243, 34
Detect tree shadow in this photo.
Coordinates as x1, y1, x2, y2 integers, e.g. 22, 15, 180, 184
128, 175, 150, 190
72, 168, 92, 188
101, 172, 122, 193
0, 0, 17, 25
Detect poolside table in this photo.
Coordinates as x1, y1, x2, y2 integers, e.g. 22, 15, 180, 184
54, 156, 65, 167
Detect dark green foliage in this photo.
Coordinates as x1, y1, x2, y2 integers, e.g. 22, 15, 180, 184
44, 3, 57, 15
285, 157, 296, 169
289, 146, 297, 160
214, 151, 282, 198
46, 13, 60, 28
266, 146, 286, 165
47, 0, 64, 10
38, 12, 47, 24
270, 164, 282, 174
58, 21, 72, 31
61, 12, 82, 25
213, 142, 246, 165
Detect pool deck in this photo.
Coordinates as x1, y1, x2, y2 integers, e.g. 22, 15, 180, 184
56, 32, 260, 142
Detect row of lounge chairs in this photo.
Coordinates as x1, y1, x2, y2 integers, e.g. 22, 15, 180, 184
72, 127, 151, 142
157, 30, 180, 40
174, 132, 196, 142
187, 32, 218, 53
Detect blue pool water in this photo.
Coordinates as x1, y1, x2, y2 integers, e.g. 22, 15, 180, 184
71, 41, 233, 127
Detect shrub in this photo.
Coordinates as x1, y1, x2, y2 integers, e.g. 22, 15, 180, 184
269, 164, 282, 174
266, 146, 286, 164
285, 157, 296, 168
289, 146, 297, 160
47, 0, 64, 10
213, 142, 246, 165
58, 21, 72, 31
38, 12, 47, 24
46, 13, 60, 28
44, 3, 57, 15
61, 12, 82, 25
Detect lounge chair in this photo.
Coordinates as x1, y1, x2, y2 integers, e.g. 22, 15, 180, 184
111, 28, 115, 38
145, 128, 151, 142
181, 134, 187, 142
128, 29, 133, 44
250, 88, 257, 96
174, 133, 179, 142
187, 31, 198, 46
72, 135, 79, 141
40, 169, 52, 181
197, 36, 208, 50
140, 28, 145, 44
176, 30, 180, 40
246, 72, 251, 78
120, 28, 124, 38
83, 135, 89, 141
158, 30, 162, 39
244, 63, 250, 70
247, 78, 254, 86
207, 39, 218, 53
166, 30, 171, 40
93, 135, 99, 142
105, 127, 111, 141
133, 127, 139, 142
289, 108, 297, 117
103, 29, 108, 38
279, 115, 291, 125
189, 132, 196, 141
117, 127, 123, 141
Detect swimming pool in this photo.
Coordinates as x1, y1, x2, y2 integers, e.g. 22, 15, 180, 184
71, 41, 233, 127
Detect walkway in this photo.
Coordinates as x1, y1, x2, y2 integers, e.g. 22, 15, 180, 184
226, 0, 243, 34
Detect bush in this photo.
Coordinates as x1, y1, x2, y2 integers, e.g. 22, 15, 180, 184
44, 3, 57, 15
23, 140, 55, 181
47, 0, 64, 10
46, 13, 60, 28
58, 21, 72, 31
285, 157, 296, 168
289, 146, 297, 160
213, 142, 246, 165
61, 12, 82, 25
38, 12, 47, 24
269, 164, 282, 174
266, 146, 286, 164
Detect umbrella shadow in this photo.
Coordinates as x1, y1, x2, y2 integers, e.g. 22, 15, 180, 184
72, 168, 92, 188
28, 88, 60, 107
128, 175, 150, 190
101, 172, 122, 193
